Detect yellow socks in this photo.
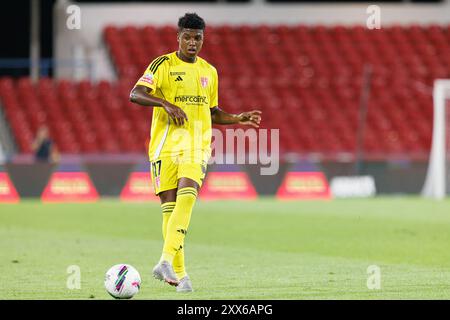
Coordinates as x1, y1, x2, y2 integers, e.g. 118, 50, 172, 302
160, 187, 197, 276
161, 201, 185, 276
161, 202, 175, 239
172, 245, 186, 280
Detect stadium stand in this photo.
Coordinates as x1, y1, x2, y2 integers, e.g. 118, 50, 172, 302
0, 77, 151, 154
1, 24, 449, 157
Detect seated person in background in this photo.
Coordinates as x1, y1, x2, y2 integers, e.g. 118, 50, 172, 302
32, 126, 60, 163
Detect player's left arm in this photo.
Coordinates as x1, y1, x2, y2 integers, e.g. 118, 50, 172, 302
210, 107, 262, 128
209, 67, 261, 128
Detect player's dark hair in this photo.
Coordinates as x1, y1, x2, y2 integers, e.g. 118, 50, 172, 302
178, 13, 205, 31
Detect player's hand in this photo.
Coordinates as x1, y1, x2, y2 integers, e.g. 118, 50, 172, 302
237, 110, 262, 128
162, 102, 188, 126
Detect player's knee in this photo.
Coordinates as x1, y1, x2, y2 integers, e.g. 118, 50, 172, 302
159, 189, 177, 203
178, 177, 199, 191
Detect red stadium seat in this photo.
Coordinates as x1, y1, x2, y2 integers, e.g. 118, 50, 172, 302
1, 25, 447, 157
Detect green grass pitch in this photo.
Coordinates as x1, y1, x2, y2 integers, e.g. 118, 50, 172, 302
1, 197, 450, 299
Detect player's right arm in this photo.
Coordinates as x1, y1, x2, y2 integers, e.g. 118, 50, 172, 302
129, 56, 187, 126
129, 85, 187, 126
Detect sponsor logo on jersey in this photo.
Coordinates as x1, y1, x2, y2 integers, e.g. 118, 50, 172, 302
174, 95, 208, 105
175, 75, 183, 81
170, 71, 186, 76
200, 76, 208, 88
140, 71, 154, 85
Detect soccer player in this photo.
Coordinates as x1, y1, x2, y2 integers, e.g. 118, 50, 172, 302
130, 13, 261, 292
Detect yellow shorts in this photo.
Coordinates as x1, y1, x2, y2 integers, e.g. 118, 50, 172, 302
150, 151, 209, 195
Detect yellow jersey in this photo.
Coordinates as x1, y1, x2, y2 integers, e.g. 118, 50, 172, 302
135, 51, 218, 161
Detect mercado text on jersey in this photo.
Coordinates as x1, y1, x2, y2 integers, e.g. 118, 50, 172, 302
135, 52, 218, 161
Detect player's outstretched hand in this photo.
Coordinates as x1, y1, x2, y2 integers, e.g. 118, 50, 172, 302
237, 110, 262, 128
162, 102, 188, 126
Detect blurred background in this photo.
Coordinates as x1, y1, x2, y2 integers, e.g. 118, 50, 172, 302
0, 0, 449, 201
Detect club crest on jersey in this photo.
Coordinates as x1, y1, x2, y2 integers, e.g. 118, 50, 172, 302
200, 77, 208, 88
140, 72, 154, 85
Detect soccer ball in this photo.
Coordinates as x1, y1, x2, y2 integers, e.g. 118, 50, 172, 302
104, 264, 141, 299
